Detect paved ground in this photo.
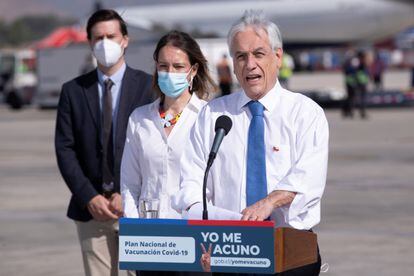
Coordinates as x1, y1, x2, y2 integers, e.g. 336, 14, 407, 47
0, 104, 413, 275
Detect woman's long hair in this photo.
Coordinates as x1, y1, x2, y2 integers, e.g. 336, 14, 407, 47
152, 30, 218, 100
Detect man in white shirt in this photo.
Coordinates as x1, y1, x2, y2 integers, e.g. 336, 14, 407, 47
173, 10, 328, 276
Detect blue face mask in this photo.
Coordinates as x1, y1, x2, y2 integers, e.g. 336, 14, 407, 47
157, 69, 193, 98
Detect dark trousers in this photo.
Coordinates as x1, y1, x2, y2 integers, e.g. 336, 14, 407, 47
357, 87, 367, 118
343, 85, 367, 119
342, 84, 356, 118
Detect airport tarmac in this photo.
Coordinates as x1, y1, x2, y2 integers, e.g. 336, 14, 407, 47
0, 105, 413, 275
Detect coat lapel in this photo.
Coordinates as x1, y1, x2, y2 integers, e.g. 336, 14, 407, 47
115, 66, 136, 142
83, 70, 101, 131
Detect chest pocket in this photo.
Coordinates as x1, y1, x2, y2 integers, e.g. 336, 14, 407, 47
266, 144, 292, 183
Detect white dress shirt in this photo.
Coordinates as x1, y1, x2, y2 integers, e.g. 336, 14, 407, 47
121, 93, 206, 219
172, 82, 329, 230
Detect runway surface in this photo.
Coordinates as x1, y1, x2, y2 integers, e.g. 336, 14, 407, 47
0, 105, 413, 275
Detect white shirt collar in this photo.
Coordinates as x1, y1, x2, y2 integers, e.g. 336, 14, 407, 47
186, 93, 205, 113
97, 62, 126, 86
236, 81, 282, 114
151, 93, 204, 113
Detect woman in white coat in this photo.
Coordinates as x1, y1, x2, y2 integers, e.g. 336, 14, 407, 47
121, 30, 217, 220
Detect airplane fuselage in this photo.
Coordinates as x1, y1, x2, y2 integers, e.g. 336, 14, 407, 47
119, 0, 414, 44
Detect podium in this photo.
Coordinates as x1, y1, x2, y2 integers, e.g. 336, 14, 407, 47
119, 218, 317, 274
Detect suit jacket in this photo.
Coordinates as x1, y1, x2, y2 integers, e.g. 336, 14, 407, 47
55, 66, 153, 221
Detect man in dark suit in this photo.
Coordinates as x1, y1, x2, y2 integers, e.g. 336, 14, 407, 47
55, 9, 153, 276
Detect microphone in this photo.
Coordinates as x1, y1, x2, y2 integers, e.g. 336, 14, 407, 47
203, 115, 232, 220
207, 115, 233, 167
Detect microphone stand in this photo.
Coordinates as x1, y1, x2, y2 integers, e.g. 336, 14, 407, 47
201, 115, 232, 220
202, 155, 215, 220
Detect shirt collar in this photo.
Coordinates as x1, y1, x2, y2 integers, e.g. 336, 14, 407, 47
97, 63, 126, 87
186, 93, 205, 113
236, 80, 282, 113
151, 93, 205, 113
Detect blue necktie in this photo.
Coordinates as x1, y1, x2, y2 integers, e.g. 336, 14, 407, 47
246, 101, 268, 206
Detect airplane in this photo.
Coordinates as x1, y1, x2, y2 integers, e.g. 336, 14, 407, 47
33, 0, 414, 109
117, 0, 414, 46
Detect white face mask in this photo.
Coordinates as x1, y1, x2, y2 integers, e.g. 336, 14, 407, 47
93, 38, 123, 67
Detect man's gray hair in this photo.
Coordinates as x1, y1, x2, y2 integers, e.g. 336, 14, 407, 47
227, 10, 283, 56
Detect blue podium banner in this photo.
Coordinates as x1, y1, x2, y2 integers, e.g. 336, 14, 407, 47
119, 218, 275, 274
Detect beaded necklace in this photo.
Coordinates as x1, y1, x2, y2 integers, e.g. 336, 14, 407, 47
159, 107, 182, 128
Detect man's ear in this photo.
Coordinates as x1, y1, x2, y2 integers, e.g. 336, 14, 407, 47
275, 48, 283, 69
122, 35, 129, 49
88, 40, 94, 51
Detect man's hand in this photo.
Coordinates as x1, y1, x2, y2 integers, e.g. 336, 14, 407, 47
241, 196, 274, 221
87, 195, 118, 221
241, 190, 296, 221
108, 193, 123, 218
